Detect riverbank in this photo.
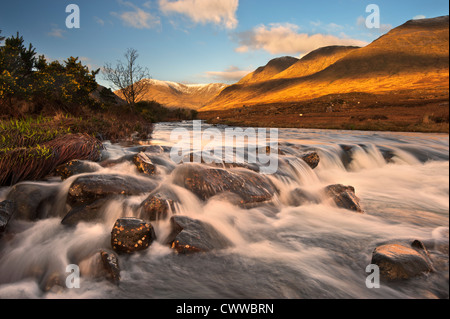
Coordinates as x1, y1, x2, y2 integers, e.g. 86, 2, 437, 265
198, 93, 449, 133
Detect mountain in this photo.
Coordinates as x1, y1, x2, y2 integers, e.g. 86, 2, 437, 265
271, 46, 360, 80
238, 56, 299, 84
135, 79, 228, 110
201, 15, 449, 111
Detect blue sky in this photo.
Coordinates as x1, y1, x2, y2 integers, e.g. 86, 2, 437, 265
0, 0, 448, 88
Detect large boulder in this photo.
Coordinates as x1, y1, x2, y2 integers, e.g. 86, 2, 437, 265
6, 182, 60, 220
0, 200, 14, 232
324, 184, 364, 213
371, 240, 434, 281
168, 216, 232, 254
67, 174, 158, 207
172, 164, 277, 206
111, 217, 156, 254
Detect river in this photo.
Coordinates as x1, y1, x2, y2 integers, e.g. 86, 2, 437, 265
0, 121, 448, 299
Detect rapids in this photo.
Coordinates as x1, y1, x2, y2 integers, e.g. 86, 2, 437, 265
0, 122, 448, 299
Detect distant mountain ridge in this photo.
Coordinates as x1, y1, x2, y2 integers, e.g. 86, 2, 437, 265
201, 15, 449, 111
131, 79, 228, 110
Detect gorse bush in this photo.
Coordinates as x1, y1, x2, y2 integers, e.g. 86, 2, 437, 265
0, 32, 99, 114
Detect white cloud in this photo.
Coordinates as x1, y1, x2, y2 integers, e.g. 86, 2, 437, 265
94, 16, 105, 26
235, 23, 367, 55
204, 66, 251, 82
112, 0, 161, 29
413, 15, 426, 20
159, 0, 239, 29
47, 26, 66, 38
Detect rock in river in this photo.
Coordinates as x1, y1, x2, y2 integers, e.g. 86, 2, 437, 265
324, 184, 364, 213
133, 152, 157, 176
371, 240, 434, 281
67, 174, 158, 207
6, 182, 60, 220
168, 216, 232, 254
111, 217, 157, 254
172, 164, 277, 206
55, 159, 102, 180
0, 200, 14, 232
300, 151, 320, 169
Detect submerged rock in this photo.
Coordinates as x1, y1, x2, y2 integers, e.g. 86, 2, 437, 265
100, 250, 121, 285
133, 152, 157, 176
139, 193, 176, 221
55, 159, 101, 180
111, 217, 156, 254
300, 151, 320, 169
371, 240, 434, 281
172, 164, 277, 206
168, 216, 232, 254
61, 197, 110, 226
0, 200, 14, 232
287, 188, 321, 207
324, 184, 364, 213
67, 174, 158, 207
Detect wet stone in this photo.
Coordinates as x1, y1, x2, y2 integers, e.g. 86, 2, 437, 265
6, 182, 59, 220
169, 216, 232, 254
55, 159, 101, 180
371, 241, 434, 281
67, 174, 158, 207
139, 193, 175, 221
0, 200, 14, 233
100, 250, 121, 285
324, 184, 364, 213
300, 151, 320, 169
172, 164, 277, 206
133, 152, 157, 176
61, 197, 110, 226
111, 217, 156, 254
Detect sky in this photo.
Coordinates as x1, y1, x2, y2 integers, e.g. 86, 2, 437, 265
0, 0, 448, 88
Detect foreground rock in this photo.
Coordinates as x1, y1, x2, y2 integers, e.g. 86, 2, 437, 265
324, 184, 364, 213
371, 240, 434, 281
67, 174, 158, 207
0, 200, 14, 232
172, 164, 278, 206
111, 217, 156, 254
168, 216, 232, 254
6, 182, 60, 220
55, 160, 102, 180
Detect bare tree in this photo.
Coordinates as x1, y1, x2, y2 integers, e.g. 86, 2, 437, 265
103, 48, 150, 107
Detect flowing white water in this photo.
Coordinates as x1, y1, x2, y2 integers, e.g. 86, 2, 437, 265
0, 122, 448, 299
